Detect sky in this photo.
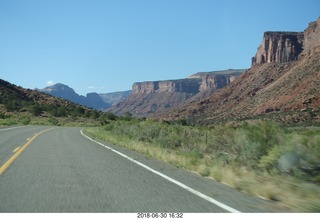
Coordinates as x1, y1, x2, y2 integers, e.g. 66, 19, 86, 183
0, 0, 319, 95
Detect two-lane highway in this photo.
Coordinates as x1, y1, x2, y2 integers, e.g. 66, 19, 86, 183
0, 126, 288, 212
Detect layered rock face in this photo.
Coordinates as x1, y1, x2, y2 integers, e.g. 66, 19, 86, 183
303, 17, 320, 55
132, 70, 244, 95
252, 18, 320, 66
132, 78, 202, 94
198, 74, 237, 91
109, 70, 245, 117
252, 32, 304, 65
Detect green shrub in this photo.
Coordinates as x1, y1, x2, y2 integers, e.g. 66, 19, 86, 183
20, 116, 31, 125
85, 120, 320, 211
48, 117, 59, 126
0, 112, 5, 119
93, 119, 320, 182
30, 104, 42, 116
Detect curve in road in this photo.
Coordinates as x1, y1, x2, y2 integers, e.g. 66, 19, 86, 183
0, 126, 288, 213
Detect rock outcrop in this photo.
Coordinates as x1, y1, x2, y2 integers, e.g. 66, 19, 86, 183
132, 69, 245, 95
189, 70, 241, 91
303, 17, 320, 55
132, 78, 202, 94
252, 17, 320, 66
252, 32, 304, 65
108, 69, 245, 117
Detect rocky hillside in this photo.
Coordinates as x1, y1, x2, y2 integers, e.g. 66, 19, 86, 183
1, 80, 67, 109
0, 79, 100, 120
154, 17, 320, 125
109, 69, 245, 117
39, 83, 111, 110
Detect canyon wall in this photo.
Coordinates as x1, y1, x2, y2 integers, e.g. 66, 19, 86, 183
154, 17, 320, 124
252, 32, 304, 65
132, 78, 202, 94
303, 17, 320, 55
132, 70, 244, 95
109, 70, 245, 117
252, 17, 320, 66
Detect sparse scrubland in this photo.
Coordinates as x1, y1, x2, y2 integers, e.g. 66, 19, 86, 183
0, 108, 102, 127
0, 79, 105, 127
1, 79, 319, 211
0, 98, 104, 127
85, 116, 320, 212
1, 96, 319, 211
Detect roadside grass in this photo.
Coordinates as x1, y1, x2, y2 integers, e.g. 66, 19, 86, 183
84, 119, 320, 212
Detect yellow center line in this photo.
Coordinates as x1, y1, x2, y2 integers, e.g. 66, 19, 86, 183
12, 147, 21, 153
0, 128, 54, 175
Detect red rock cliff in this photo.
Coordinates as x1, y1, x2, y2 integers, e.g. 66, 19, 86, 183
252, 17, 320, 66
252, 32, 304, 65
132, 70, 245, 95
303, 17, 320, 55
110, 70, 245, 117
132, 79, 202, 94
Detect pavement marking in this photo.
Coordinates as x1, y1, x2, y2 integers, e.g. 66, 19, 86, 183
0, 128, 53, 175
80, 129, 241, 213
0, 126, 25, 132
12, 147, 21, 153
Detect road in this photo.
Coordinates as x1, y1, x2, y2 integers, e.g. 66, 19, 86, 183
0, 126, 288, 212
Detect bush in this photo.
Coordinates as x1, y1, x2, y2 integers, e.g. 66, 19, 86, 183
48, 117, 59, 126
105, 112, 117, 121
0, 112, 5, 119
30, 104, 42, 116
258, 128, 320, 182
99, 119, 320, 181
4, 99, 21, 111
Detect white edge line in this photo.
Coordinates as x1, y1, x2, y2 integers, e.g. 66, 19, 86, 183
80, 129, 241, 213
0, 126, 26, 132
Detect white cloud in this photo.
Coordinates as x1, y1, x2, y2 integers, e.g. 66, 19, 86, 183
46, 80, 55, 86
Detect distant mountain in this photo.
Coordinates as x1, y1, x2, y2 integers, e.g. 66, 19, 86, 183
39, 83, 111, 110
153, 17, 320, 125
108, 69, 246, 117
99, 90, 131, 106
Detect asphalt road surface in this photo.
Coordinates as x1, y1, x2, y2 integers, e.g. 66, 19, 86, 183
0, 126, 289, 212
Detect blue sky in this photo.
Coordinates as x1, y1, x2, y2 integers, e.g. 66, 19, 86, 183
0, 0, 319, 95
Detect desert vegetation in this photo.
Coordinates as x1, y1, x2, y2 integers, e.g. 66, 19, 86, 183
85, 116, 320, 212
0, 82, 104, 127
1, 79, 319, 211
